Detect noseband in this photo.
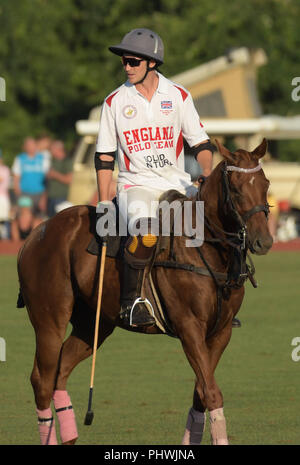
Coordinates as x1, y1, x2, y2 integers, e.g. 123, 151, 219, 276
221, 161, 270, 249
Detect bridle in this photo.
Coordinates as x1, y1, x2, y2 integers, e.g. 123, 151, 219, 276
204, 161, 270, 251
222, 161, 270, 244
153, 159, 270, 338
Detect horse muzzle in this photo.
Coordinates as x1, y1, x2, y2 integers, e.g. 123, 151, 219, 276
248, 233, 273, 255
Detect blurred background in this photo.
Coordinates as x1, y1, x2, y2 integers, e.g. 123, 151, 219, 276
1, 0, 300, 245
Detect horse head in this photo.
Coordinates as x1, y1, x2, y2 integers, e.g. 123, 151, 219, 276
211, 138, 273, 255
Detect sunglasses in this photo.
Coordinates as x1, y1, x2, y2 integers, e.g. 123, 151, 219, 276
122, 57, 145, 67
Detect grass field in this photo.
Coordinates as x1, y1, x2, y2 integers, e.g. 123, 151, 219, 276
0, 251, 300, 445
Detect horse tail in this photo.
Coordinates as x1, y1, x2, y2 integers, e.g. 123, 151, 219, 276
17, 289, 25, 308
16, 236, 28, 309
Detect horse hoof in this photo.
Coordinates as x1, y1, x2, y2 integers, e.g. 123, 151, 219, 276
62, 437, 78, 445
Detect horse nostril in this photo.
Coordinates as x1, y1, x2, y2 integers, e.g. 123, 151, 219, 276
255, 239, 262, 250
253, 235, 273, 255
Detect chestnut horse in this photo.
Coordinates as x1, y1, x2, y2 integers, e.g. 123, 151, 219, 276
17, 139, 273, 445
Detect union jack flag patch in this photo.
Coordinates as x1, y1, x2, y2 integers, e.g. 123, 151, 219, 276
161, 100, 172, 109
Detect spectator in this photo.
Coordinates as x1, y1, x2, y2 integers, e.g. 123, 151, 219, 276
36, 133, 52, 162
11, 137, 50, 218
11, 195, 41, 241
46, 140, 73, 217
0, 149, 11, 239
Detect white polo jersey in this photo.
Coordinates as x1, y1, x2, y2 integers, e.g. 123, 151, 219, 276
96, 72, 209, 192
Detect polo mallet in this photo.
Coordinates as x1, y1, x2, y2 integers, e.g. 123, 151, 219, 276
84, 238, 107, 425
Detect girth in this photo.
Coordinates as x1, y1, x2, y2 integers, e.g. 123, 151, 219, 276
153, 260, 227, 282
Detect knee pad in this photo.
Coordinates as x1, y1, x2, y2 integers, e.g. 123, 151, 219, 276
142, 234, 157, 248
128, 235, 139, 254
125, 233, 157, 267
127, 233, 157, 256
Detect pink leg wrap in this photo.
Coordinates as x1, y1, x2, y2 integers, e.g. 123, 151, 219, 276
36, 407, 58, 445
209, 408, 228, 445
52, 390, 78, 444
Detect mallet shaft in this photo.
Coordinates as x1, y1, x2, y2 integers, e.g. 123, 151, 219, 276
84, 240, 107, 425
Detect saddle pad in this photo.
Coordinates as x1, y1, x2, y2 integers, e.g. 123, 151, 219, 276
87, 235, 122, 258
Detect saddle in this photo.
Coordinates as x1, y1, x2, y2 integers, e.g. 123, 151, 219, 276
87, 193, 184, 338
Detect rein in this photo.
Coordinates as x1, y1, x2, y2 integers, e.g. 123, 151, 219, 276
154, 160, 267, 338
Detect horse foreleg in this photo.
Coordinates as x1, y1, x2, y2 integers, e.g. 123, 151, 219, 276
181, 405, 206, 445
179, 319, 228, 445
205, 323, 233, 445
181, 379, 207, 445
208, 407, 228, 445
182, 374, 227, 446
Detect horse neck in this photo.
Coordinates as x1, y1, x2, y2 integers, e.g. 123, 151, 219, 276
200, 163, 224, 231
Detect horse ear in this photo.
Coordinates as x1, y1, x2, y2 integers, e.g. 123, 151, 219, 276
214, 139, 237, 164
251, 138, 268, 159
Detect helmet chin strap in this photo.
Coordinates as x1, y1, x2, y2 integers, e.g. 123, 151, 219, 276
135, 60, 157, 85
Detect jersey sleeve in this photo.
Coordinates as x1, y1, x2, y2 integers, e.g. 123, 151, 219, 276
96, 97, 118, 153
181, 92, 209, 147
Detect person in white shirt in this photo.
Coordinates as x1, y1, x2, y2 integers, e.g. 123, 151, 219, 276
95, 28, 215, 328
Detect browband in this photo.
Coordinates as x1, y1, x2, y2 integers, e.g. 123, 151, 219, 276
226, 163, 262, 173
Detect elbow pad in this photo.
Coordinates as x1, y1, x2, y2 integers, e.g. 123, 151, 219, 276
192, 141, 216, 160
94, 152, 116, 171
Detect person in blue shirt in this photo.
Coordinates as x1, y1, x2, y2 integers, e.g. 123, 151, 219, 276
12, 137, 50, 217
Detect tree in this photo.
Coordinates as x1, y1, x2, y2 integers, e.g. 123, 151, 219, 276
0, 0, 299, 164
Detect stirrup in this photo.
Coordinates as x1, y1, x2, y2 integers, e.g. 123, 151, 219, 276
129, 297, 155, 327
120, 297, 156, 327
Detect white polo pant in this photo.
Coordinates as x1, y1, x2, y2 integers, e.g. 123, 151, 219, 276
117, 183, 197, 236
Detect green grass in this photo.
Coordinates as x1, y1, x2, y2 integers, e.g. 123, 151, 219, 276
0, 252, 300, 445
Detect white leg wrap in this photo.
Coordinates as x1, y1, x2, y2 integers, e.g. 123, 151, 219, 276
209, 408, 228, 445
181, 407, 206, 445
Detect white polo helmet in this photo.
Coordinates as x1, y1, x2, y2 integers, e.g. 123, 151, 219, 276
109, 28, 164, 65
